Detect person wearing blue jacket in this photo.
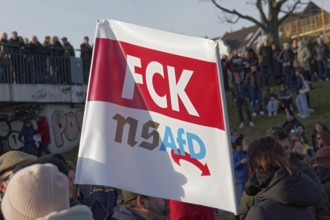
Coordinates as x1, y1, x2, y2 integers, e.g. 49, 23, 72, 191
233, 138, 250, 203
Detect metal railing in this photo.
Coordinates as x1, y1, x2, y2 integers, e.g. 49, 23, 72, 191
0, 44, 91, 85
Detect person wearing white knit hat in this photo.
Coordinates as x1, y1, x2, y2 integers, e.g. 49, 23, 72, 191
1, 163, 92, 220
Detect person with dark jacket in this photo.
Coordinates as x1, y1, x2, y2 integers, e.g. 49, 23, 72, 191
315, 37, 329, 81
230, 50, 243, 81
246, 64, 264, 116
18, 119, 37, 156
282, 110, 301, 134
240, 128, 330, 220
271, 43, 283, 84
243, 136, 321, 220
313, 146, 330, 203
80, 36, 93, 83
232, 75, 254, 128
259, 39, 273, 86
61, 37, 75, 57
0, 32, 10, 83
278, 42, 295, 90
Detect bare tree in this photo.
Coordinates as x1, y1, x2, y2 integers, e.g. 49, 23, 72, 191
211, 0, 306, 45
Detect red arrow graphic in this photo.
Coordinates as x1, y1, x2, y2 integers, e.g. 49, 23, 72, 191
171, 149, 211, 176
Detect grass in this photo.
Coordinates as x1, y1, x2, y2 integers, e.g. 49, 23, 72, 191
227, 80, 330, 140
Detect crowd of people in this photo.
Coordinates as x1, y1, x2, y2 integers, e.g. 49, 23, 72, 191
222, 37, 329, 129
0, 34, 329, 219
0, 31, 93, 84
1, 123, 330, 219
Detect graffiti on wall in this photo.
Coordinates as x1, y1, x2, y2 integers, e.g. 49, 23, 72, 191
52, 110, 84, 147
0, 104, 84, 153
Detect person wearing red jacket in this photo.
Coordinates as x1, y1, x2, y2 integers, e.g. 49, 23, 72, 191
36, 116, 51, 157
167, 200, 214, 220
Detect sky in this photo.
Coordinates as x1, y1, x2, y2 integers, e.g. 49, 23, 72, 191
0, 0, 329, 50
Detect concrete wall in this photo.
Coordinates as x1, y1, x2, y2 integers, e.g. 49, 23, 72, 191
0, 84, 87, 103
0, 103, 84, 154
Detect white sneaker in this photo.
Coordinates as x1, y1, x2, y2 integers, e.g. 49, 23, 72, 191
300, 115, 306, 119
259, 111, 264, 116
274, 111, 277, 116
239, 122, 244, 128
252, 112, 257, 117
297, 113, 301, 117
249, 121, 254, 127
309, 108, 315, 112
268, 112, 272, 117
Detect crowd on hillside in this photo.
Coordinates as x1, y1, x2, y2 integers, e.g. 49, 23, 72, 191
0, 31, 93, 84
221, 37, 329, 129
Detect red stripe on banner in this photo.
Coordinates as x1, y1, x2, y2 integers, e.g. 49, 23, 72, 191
88, 38, 225, 131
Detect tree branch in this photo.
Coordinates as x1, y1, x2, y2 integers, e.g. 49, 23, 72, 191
256, 0, 268, 24
211, 0, 267, 30
278, 0, 303, 25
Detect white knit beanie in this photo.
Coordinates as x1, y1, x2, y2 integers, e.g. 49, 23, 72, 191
1, 163, 70, 220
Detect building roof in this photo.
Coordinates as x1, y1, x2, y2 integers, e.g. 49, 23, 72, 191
221, 25, 260, 51
281, 1, 325, 25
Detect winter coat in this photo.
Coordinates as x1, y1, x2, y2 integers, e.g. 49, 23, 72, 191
37, 116, 50, 145
244, 167, 321, 220
259, 45, 272, 66
272, 48, 282, 77
63, 42, 75, 57
240, 156, 330, 220
232, 81, 250, 102
230, 56, 243, 74
315, 43, 329, 60
313, 165, 330, 204
37, 205, 93, 220
80, 43, 93, 59
168, 200, 215, 220
18, 120, 37, 156
278, 49, 294, 66
297, 45, 311, 71
282, 118, 301, 134
246, 71, 262, 91
233, 151, 249, 184
111, 206, 146, 220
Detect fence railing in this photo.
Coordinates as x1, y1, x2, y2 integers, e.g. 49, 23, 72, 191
0, 46, 91, 85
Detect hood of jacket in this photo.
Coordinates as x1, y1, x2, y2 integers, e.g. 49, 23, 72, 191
36, 205, 93, 220
313, 165, 330, 184
245, 167, 321, 207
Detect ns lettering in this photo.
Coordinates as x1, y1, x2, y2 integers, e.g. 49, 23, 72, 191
113, 114, 206, 160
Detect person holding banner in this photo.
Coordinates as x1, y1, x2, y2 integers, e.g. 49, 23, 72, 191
243, 136, 321, 220
111, 191, 169, 220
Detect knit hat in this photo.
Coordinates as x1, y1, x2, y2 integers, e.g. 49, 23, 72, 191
316, 146, 330, 159
13, 154, 69, 177
2, 163, 70, 220
122, 190, 139, 203
0, 151, 36, 175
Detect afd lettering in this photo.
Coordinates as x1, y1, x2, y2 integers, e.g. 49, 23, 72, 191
121, 55, 199, 117
112, 113, 206, 160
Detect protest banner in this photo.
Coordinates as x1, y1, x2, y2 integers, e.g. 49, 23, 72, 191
75, 20, 238, 214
